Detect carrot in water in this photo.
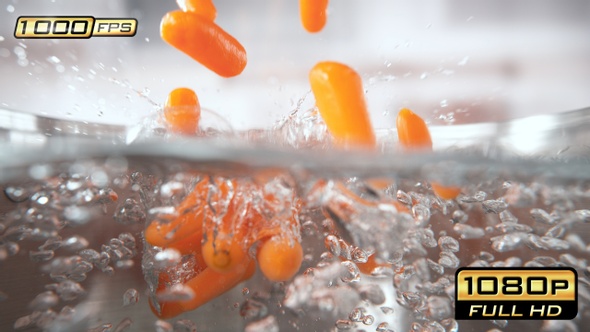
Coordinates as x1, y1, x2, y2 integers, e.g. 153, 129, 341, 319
396, 108, 461, 199
177, 0, 217, 21
300, 0, 329, 33
164, 87, 201, 135
145, 178, 209, 248
309, 61, 376, 148
161, 10, 247, 77
179, 259, 255, 313
257, 235, 303, 282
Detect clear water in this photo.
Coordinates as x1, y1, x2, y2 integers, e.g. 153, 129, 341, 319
1, 109, 590, 331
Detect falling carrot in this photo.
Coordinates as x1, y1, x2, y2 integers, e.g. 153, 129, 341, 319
396, 108, 461, 199
309, 61, 376, 148
164, 87, 201, 135
396, 108, 433, 150
300, 0, 329, 33
177, 0, 217, 21
161, 11, 247, 77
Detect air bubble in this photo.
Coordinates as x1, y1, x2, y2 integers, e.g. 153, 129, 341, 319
153, 248, 181, 269
123, 288, 139, 306
362, 315, 374, 325
174, 319, 197, 332
155, 320, 173, 332
438, 236, 459, 252
335, 319, 354, 330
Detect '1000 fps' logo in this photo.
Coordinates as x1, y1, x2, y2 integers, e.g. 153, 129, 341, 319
14, 16, 137, 39
455, 267, 578, 320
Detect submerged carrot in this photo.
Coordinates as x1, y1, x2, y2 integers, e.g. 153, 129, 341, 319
179, 259, 255, 312
161, 11, 247, 77
177, 0, 217, 21
396, 108, 461, 199
300, 0, 329, 33
164, 87, 201, 135
309, 61, 375, 148
145, 179, 209, 248
257, 235, 303, 282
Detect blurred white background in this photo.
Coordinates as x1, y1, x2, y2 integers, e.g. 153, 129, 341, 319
0, 0, 589, 129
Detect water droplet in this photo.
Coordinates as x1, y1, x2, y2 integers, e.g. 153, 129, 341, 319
451, 210, 468, 224
359, 284, 385, 305
123, 288, 139, 306
438, 251, 460, 268
453, 224, 485, 239
157, 284, 195, 302
335, 319, 354, 330
4, 186, 30, 202
349, 307, 364, 321
426, 258, 444, 274
14, 314, 36, 330
376, 322, 391, 332
427, 295, 452, 320
396, 190, 412, 205
6, 5, 15, 13
340, 261, 361, 283
530, 208, 554, 224
153, 248, 181, 269
245, 316, 279, 332
438, 236, 460, 252
63, 235, 89, 251
28, 291, 59, 310
491, 232, 526, 252
324, 235, 341, 257
173, 319, 197, 332
412, 204, 431, 225
239, 299, 268, 320
482, 199, 508, 214
362, 315, 374, 325
56, 280, 85, 301
30, 250, 54, 262
114, 199, 146, 225
155, 320, 173, 332
380, 306, 394, 314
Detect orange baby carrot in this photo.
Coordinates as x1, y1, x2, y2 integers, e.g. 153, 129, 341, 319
164, 87, 201, 135
396, 108, 461, 199
161, 11, 247, 78
309, 61, 376, 148
201, 179, 250, 273
257, 235, 303, 282
430, 183, 462, 200
145, 178, 209, 248
300, 0, 329, 33
396, 108, 433, 150
177, 259, 255, 313
177, 0, 217, 21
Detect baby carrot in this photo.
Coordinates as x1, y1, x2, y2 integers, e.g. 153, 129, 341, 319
257, 235, 303, 282
164, 87, 201, 135
200, 179, 250, 273
396, 108, 433, 150
177, 0, 217, 21
145, 179, 209, 248
161, 10, 247, 78
309, 61, 376, 148
300, 0, 329, 33
396, 108, 461, 199
179, 259, 255, 313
